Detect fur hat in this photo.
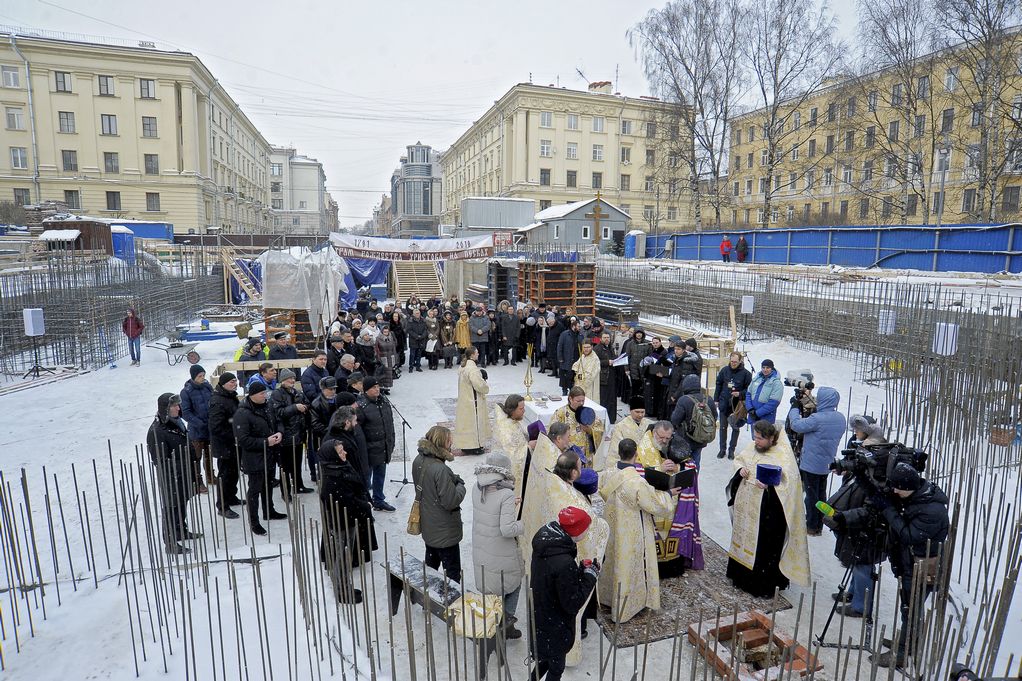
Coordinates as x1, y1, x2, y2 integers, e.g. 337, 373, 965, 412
319, 376, 337, 390
628, 396, 646, 411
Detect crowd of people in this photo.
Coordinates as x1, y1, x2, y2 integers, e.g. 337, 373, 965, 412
143, 293, 950, 677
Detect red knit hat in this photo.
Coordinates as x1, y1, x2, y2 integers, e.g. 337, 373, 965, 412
558, 506, 592, 538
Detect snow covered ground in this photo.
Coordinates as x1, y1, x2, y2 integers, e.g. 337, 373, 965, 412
0, 319, 1017, 680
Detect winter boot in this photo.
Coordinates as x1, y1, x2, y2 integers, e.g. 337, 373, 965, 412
716, 449, 726, 459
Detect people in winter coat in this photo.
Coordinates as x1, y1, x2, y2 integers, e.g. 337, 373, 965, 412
424, 308, 442, 370
271, 369, 312, 500
529, 507, 600, 681
323, 399, 370, 483
556, 318, 583, 396
735, 235, 749, 263
246, 363, 277, 394
236, 339, 267, 386
669, 374, 719, 468
822, 475, 887, 619
453, 346, 490, 455
308, 376, 341, 480
357, 378, 396, 511
405, 309, 428, 372
233, 383, 286, 536
468, 308, 491, 368
454, 311, 472, 357
180, 364, 214, 493
355, 330, 378, 378
720, 236, 733, 263
744, 359, 783, 424
787, 386, 846, 535
437, 310, 457, 369
389, 311, 407, 368
268, 332, 298, 361
411, 425, 467, 582
626, 329, 652, 387
318, 436, 377, 604
713, 352, 753, 459
326, 335, 347, 376
146, 393, 196, 553
123, 308, 145, 365
472, 452, 525, 638
497, 301, 520, 366
207, 372, 242, 517
594, 332, 618, 423
301, 351, 331, 401
375, 325, 398, 389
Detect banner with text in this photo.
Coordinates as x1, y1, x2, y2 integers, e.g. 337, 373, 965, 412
329, 233, 494, 261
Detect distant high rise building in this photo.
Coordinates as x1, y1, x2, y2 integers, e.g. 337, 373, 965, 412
390, 143, 442, 237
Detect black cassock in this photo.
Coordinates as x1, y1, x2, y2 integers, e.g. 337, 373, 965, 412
724, 471, 790, 598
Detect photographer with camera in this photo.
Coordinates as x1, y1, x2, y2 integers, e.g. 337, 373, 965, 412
786, 385, 845, 536
744, 359, 783, 427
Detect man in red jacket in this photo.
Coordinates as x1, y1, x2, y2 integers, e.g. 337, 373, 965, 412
122, 308, 144, 366
720, 236, 733, 263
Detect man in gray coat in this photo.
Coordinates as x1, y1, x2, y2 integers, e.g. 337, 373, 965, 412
469, 307, 491, 368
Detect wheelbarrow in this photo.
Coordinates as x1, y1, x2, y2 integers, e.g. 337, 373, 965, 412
147, 341, 201, 366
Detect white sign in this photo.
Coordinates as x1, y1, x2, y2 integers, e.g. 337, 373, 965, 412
932, 322, 959, 356
329, 233, 493, 261
493, 231, 514, 248
740, 295, 755, 315
878, 309, 897, 336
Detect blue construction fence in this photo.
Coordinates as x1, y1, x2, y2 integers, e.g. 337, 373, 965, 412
635, 223, 1022, 274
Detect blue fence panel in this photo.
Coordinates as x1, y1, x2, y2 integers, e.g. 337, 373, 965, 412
752, 230, 789, 264
936, 252, 1006, 273
940, 227, 1011, 251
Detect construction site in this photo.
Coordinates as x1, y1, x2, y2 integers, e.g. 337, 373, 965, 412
0, 231, 1019, 681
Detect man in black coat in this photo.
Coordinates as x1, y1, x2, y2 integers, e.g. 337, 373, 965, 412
233, 383, 286, 536
530, 506, 600, 681
326, 334, 347, 376
594, 331, 618, 423
404, 309, 428, 372
207, 372, 242, 518
555, 318, 583, 396
301, 350, 331, 401
146, 393, 197, 553
270, 369, 313, 500
268, 332, 299, 361
713, 351, 753, 459
309, 376, 340, 456
325, 396, 371, 483
357, 377, 396, 512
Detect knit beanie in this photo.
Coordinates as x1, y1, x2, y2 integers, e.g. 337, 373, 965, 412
189, 364, 206, 380
558, 506, 592, 538
278, 368, 296, 382
218, 372, 237, 386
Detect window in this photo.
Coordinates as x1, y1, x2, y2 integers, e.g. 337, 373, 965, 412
733, 181, 740, 196
847, 97, 857, 118
13, 188, 30, 205
914, 114, 926, 138
553, 224, 560, 240
142, 116, 158, 137
942, 108, 955, 133
759, 177, 768, 194
748, 126, 755, 142
5, 106, 24, 130
790, 145, 799, 161
592, 116, 605, 133
793, 112, 801, 129
105, 191, 121, 210
945, 67, 958, 91
888, 120, 899, 142
620, 119, 632, 135
881, 198, 892, 218
971, 104, 981, 127
146, 192, 161, 211
1, 65, 19, 88
271, 163, 282, 176
620, 203, 630, 216
667, 206, 677, 221
917, 76, 929, 99
669, 178, 680, 195
668, 152, 679, 168
270, 181, 282, 193
646, 121, 656, 138
760, 149, 768, 166
10, 147, 28, 169
805, 170, 815, 190
1002, 186, 1020, 213
61, 149, 78, 171
734, 155, 741, 171
64, 190, 80, 209
58, 111, 75, 133
868, 91, 878, 112
669, 124, 679, 140
620, 146, 631, 163
645, 175, 655, 191
619, 174, 629, 191
891, 83, 903, 107
292, 217, 301, 227
909, 153, 923, 178
592, 172, 602, 189
933, 191, 944, 213
567, 113, 579, 130
808, 139, 816, 158
592, 144, 603, 161
826, 134, 835, 154
827, 102, 837, 122
906, 194, 918, 216
840, 200, 848, 217
567, 170, 577, 188
539, 139, 552, 157
824, 167, 833, 186
98, 75, 114, 96
539, 111, 552, 128
809, 107, 818, 126
581, 224, 590, 240
104, 152, 119, 173
745, 178, 753, 195
787, 205, 795, 221
789, 172, 797, 189
859, 198, 870, 218
643, 205, 655, 221
842, 165, 853, 184
566, 142, 578, 159
735, 129, 742, 145
820, 202, 829, 217
139, 79, 156, 99
539, 168, 551, 186
865, 126, 875, 149
885, 157, 897, 179
936, 151, 950, 172
271, 198, 283, 209
54, 71, 71, 92
101, 114, 118, 135
962, 188, 977, 213
144, 153, 159, 175
845, 131, 854, 151
644, 149, 655, 166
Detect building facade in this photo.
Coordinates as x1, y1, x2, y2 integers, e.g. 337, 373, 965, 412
269, 146, 330, 235
389, 142, 442, 237
728, 38, 1022, 228
439, 82, 694, 232
1, 29, 277, 235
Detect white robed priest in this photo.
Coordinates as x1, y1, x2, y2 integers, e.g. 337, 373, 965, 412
601, 395, 654, 470
572, 337, 601, 404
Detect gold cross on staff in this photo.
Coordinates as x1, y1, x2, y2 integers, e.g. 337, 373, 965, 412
585, 191, 606, 245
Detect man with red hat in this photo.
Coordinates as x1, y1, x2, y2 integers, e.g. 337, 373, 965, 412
529, 505, 600, 681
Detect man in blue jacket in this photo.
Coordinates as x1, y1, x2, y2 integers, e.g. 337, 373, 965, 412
745, 359, 783, 425
787, 386, 846, 535
301, 350, 330, 401
180, 364, 214, 494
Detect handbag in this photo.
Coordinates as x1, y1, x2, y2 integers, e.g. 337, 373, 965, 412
443, 344, 459, 360
729, 399, 748, 427
648, 363, 670, 379
406, 491, 422, 535
426, 339, 438, 353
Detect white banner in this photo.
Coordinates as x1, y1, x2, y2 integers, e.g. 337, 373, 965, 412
329, 233, 493, 261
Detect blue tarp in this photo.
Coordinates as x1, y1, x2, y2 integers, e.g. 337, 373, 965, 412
340, 258, 391, 308
229, 259, 263, 304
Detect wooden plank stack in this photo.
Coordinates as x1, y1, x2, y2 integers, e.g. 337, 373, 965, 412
517, 261, 596, 316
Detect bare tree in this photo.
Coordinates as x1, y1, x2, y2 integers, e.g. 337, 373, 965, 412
0, 201, 27, 226
743, 0, 843, 228
933, 0, 1022, 221
629, 0, 744, 230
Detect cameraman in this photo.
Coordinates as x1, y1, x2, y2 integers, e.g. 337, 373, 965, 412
787, 386, 845, 536
874, 463, 950, 669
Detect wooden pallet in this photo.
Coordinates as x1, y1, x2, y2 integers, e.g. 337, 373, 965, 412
517, 262, 596, 316
263, 307, 320, 356
391, 261, 443, 300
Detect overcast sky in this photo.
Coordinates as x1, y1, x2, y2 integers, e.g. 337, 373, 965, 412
5, 0, 855, 228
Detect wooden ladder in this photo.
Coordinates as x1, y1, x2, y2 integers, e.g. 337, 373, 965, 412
391, 261, 443, 300
221, 248, 262, 302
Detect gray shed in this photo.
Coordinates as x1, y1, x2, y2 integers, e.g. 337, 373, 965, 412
519, 197, 631, 246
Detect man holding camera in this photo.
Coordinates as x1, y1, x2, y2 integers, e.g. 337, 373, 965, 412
787, 386, 845, 536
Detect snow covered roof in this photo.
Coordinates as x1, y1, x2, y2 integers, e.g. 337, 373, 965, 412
462, 196, 535, 203
534, 197, 631, 221
516, 222, 545, 233
38, 229, 81, 241
42, 213, 165, 225
110, 225, 135, 234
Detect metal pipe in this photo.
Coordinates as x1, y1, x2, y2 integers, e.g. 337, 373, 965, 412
8, 35, 41, 204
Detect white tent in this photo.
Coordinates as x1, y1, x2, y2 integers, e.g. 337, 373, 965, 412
257, 248, 350, 337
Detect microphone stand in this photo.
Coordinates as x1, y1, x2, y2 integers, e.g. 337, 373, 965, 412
387, 397, 414, 496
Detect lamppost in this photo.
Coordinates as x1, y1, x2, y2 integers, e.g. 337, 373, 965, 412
935, 136, 950, 228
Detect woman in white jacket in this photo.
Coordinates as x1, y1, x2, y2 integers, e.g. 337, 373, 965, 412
472, 452, 524, 638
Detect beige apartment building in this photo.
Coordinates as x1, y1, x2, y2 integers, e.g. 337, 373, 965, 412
440, 82, 694, 232
270, 146, 331, 235
1, 29, 273, 234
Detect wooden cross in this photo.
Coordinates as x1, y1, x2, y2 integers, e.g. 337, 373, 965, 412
585, 191, 606, 245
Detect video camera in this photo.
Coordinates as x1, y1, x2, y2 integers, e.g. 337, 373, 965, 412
831, 441, 929, 496
784, 369, 816, 397
950, 662, 1019, 681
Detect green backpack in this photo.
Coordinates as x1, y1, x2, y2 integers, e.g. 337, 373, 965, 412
686, 395, 717, 445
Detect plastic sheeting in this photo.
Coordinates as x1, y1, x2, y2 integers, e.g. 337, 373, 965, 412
340, 258, 391, 307
229, 259, 262, 305
257, 248, 350, 335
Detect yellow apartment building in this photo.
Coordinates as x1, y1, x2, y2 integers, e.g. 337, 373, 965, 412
1, 29, 273, 234
439, 82, 695, 232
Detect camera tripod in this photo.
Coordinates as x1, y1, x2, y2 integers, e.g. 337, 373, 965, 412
816, 526, 887, 651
